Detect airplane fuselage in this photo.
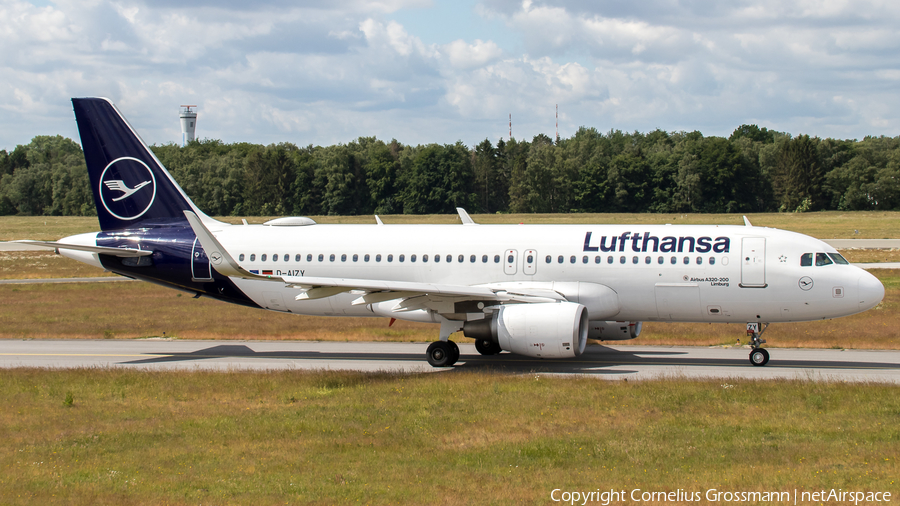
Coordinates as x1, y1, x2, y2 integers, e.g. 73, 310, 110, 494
62, 222, 883, 325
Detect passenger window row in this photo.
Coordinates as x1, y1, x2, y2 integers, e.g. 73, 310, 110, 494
545, 254, 717, 266
238, 253, 504, 264
235, 252, 717, 266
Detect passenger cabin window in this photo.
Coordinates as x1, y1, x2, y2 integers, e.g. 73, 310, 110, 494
250, 254, 256, 261
595, 256, 601, 264
261, 254, 267, 262
352, 254, 358, 262
582, 256, 588, 264
364, 254, 370, 262
273, 254, 278, 262
295, 254, 301, 262
482, 255, 488, 263
387, 254, 393, 262
558, 255, 564, 264
399, 254, 405, 262
411, 254, 417, 262
458, 255, 463, 263
239, 254, 245, 261
607, 256, 613, 264
318, 254, 324, 262
815, 252, 833, 266
307, 254, 313, 262
470, 255, 476, 263
546, 255, 552, 263
330, 254, 336, 262
494, 255, 500, 263
800, 253, 813, 266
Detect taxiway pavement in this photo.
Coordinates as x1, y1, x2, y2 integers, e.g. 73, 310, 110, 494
1, 340, 897, 382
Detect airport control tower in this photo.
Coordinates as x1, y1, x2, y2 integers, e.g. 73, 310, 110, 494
179, 105, 197, 146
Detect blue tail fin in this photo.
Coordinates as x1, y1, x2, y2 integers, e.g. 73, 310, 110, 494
73, 97, 208, 231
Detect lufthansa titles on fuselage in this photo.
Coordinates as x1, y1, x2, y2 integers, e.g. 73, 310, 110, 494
583, 231, 731, 254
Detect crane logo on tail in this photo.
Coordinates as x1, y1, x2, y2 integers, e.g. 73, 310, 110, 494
104, 180, 151, 201
98, 157, 157, 220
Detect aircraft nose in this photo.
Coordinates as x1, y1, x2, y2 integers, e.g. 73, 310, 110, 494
858, 271, 885, 311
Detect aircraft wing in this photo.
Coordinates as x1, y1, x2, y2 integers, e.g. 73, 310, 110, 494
12, 240, 152, 257
184, 210, 567, 309
280, 276, 564, 304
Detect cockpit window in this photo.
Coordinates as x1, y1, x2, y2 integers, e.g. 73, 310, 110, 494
800, 253, 812, 267
815, 252, 833, 266
827, 252, 849, 265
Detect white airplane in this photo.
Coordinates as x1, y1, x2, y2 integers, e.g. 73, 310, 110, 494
18, 98, 885, 367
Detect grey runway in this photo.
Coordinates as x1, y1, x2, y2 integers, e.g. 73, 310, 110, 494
1, 340, 898, 382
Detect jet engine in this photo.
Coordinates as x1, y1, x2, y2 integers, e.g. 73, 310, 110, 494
463, 302, 588, 358
587, 321, 643, 341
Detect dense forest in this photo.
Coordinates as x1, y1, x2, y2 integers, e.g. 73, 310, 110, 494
2, 125, 899, 217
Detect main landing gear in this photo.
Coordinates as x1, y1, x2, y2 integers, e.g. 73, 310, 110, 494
426, 340, 459, 367
746, 322, 770, 366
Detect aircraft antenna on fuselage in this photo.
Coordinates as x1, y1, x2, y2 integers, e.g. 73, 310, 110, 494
743, 216, 753, 227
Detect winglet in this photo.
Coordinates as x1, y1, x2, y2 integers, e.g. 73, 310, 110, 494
743, 216, 753, 227
457, 208, 477, 225
184, 211, 271, 280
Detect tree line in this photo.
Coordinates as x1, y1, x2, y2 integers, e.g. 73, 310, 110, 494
2, 125, 899, 217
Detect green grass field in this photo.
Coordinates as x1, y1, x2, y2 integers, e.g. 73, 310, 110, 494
2, 211, 900, 240
0, 369, 897, 505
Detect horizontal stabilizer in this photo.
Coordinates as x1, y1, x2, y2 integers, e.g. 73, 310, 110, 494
13, 240, 151, 258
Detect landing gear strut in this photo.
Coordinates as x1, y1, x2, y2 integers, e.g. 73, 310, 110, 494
426, 340, 459, 367
746, 322, 770, 366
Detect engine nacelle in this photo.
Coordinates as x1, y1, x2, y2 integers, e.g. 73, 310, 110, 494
463, 302, 588, 359
587, 321, 643, 341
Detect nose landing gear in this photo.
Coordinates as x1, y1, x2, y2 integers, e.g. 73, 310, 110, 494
746, 322, 770, 366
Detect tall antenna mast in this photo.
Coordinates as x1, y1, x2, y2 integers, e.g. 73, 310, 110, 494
555, 104, 559, 143
509, 113, 512, 140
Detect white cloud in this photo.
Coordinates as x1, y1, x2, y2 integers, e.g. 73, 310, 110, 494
1, 0, 900, 150
442, 39, 502, 68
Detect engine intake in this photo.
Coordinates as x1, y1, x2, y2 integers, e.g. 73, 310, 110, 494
463, 302, 588, 358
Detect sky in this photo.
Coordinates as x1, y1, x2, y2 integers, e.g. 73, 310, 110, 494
2, 0, 900, 149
